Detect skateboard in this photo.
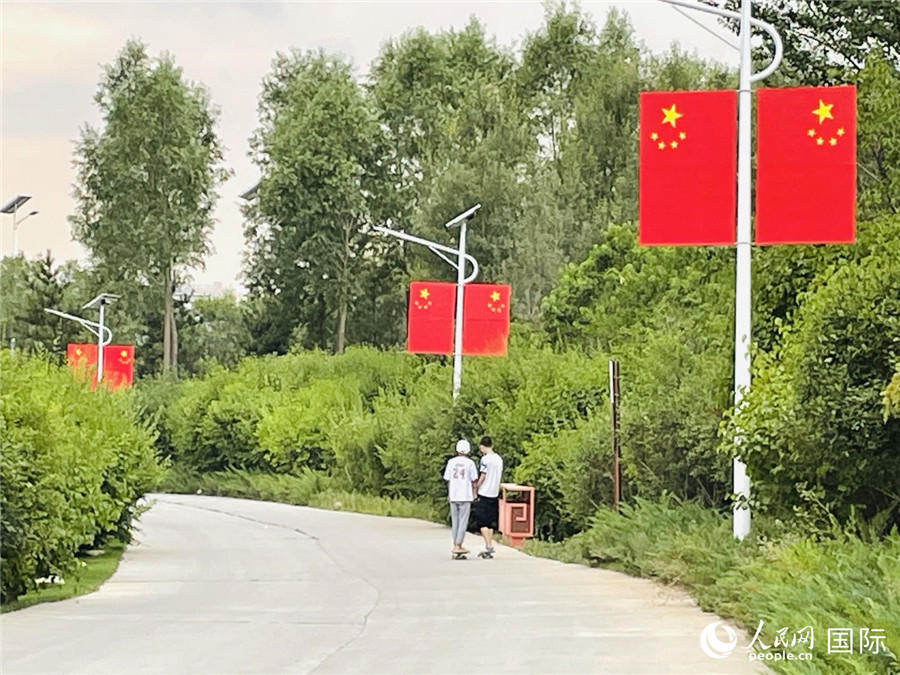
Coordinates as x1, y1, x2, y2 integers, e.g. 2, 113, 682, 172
477, 550, 494, 559
452, 551, 468, 560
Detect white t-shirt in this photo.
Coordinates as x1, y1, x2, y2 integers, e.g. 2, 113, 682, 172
477, 452, 503, 498
443, 455, 478, 502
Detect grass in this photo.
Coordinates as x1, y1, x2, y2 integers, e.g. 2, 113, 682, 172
1, 541, 127, 614
523, 497, 900, 674
158, 465, 442, 523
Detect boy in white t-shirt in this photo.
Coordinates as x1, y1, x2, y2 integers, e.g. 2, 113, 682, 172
472, 436, 503, 558
443, 439, 478, 555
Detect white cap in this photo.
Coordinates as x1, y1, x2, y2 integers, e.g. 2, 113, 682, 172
455, 439, 471, 454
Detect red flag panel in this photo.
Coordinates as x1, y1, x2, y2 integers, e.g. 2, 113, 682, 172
67, 343, 98, 387
102, 345, 135, 391
407, 282, 455, 354
639, 90, 737, 246
755, 85, 856, 244
462, 284, 510, 356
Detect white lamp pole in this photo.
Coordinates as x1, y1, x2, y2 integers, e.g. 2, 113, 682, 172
12, 209, 38, 257
375, 204, 481, 399
1, 195, 37, 258
452, 219, 467, 398
45, 293, 118, 383
658, 0, 782, 539
97, 300, 107, 382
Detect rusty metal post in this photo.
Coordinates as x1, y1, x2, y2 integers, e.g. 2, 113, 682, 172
609, 359, 621, 511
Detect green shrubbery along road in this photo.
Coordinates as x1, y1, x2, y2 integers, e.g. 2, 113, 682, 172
0, 352, 162, 603
3, 214, 897, 674
1, 6, 898, 672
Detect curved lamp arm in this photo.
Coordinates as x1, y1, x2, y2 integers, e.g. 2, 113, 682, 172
658, 0, 783, 82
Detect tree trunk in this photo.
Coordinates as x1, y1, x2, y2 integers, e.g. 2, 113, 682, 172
334, 219, 351, 355
335, 299, 347, 355
162, 262, 178, 375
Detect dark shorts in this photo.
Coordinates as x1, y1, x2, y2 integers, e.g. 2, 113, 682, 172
472, 496, 499, 530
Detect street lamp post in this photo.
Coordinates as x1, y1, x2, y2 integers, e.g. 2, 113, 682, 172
45, 293, 119, 383
658, 0, 782, 539
1, 195, 38, 257
82, 294, 119, 382
375, 204, 481, 399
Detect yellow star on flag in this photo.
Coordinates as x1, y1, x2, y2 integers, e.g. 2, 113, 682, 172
490, 291, 501, 302
829, 138, 837, 146
837, 128, 845, 136
816, 137, 825, 146
419, 288, 430, 299
679, 132, 686, 140
650, 132, 658, 141
812, 99, 834, 124
661, 104, 683, 128
807, 129, 816, 137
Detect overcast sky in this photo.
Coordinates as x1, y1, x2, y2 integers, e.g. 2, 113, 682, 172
1, 1, 739, 293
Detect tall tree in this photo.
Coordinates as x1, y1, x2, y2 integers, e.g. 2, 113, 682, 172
70, 40, 228, 375
178, 292, 252, 375
0, 254, 85, 357
246, 51, 385, 354
723, 0, 900, 85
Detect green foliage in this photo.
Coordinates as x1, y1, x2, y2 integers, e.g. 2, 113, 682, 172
884, 369, 900, 422
724, 219, 900, 526
0, 351, 162, 603
2, 541, 126, 614
723, 0, 900, 86
255, 378, 359, 472
246, 50, 387, 354
152, 343, 604, 507
515, 414, 612, 540
159, 465, 333, 504
0, 255, 91, 359
164, 348, 415, 476
158, 466, 439, 521
132, 373, 183, 460
857, 54, 900, 219
70, 39, 230, 374
178, 292, 252, 376
540, 225, 735, 506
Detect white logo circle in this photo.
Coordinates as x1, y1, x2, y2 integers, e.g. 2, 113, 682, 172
700, 621, 737, 659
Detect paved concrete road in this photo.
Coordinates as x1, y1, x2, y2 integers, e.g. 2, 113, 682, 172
2, 495, 761, 674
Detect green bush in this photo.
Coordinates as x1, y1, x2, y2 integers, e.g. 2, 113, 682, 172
132, 373, 182, 460
725, 234, 900, 526
158, 466, 439, 521
515, 414, 612, 540
164, 349, 419, 475
884, 368, 900, 421
539, 224, 736, 506
0, 351, 161, 602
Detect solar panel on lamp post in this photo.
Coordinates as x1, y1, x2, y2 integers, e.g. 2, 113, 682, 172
1, 195, 38, 257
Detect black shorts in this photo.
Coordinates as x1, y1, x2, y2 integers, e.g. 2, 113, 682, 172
472, 496, 499, 530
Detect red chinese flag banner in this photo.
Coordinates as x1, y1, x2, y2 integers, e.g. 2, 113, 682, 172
67, 343, 98, 384
462, 284, 510, 356
639, 90, 738, 245
755, 85, 856, 244
407, 282, 455, 354
102, 345, 135, 391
